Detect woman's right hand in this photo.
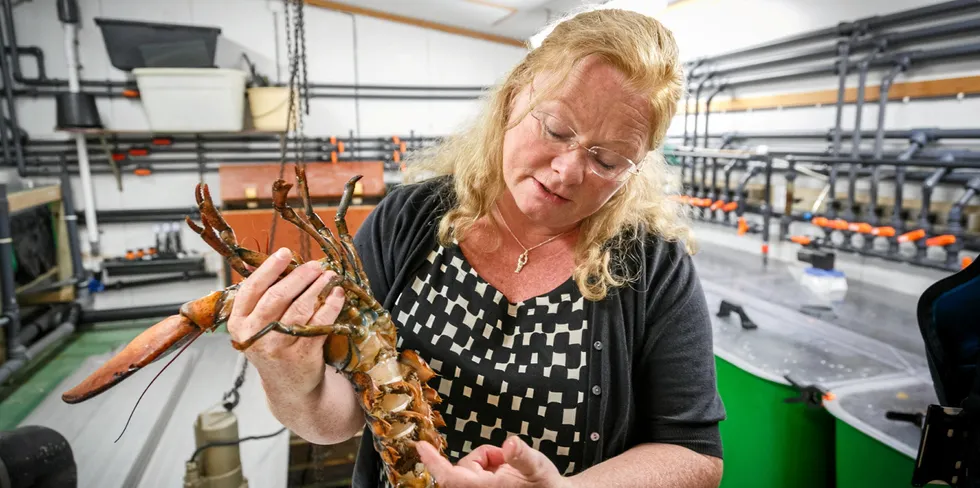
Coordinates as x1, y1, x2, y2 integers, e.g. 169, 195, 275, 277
227, 247, 347, 399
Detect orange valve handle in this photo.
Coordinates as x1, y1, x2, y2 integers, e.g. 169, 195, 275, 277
133, 167, 152, 176
811, 217, 829, 228
897, 229, 926, 243
848, 222, 872, 234
338, 141, 345, 153
330, 152, 338, 164
330, 136, 337, 145
963, 256, 975, 269
392, 136, 401, 145
872, 226, 896, 237
722, 202, 738, 213
790, 236, 812, 245
829, 219, 849, 230
710, 200, 725, 211
737, 217, 749, 236
400, 142, 407, 153
122, 89, 140, 98
926, 234, 956, 247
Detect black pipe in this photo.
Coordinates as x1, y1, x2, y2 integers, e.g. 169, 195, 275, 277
781, 160, 797, 240
59, 165, 86, 284
845, 45, 884, 224
915, 159, 952, 261
79, 302, 186, 324
762, 157, 773, 260
17, 303, 74, 347
867, 59, 910, 235
0, 5, 25, 176
700, 85, 726, 199
723, 40, 980, 89
734, 165, 764, 219
676, 128, 980, 141
688, 75, 716, 194
710, 136, 735, 214
1, 0, 64, 86
945, 176, 980, 268
828, 37, 855, 223
709, 16, 980, 78
0, 184, 23, 363
102, 271, 217, 291
722, 159, 740, 224
783, 154, 980, 169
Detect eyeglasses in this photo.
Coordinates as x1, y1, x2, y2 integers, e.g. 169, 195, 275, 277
529, 109, 639, 182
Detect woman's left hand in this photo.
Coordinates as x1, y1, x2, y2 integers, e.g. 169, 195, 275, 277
416, 436, 570, 488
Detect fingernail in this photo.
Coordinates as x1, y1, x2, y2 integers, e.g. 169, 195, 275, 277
276, 247, 291, 259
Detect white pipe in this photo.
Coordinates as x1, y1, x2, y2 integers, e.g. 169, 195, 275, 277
64, 20, 100, 256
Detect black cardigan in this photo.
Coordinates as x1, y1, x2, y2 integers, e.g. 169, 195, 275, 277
350, 176, 725, 486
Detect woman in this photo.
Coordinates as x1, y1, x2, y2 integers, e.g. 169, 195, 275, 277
228, 7, 725, 488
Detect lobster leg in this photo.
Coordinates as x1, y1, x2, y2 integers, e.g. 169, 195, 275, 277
293, 164, 346, 264
335, 175, 372, 289
185, 216, 251, 278
271, 179, 346, 271
231, 320, 363, 351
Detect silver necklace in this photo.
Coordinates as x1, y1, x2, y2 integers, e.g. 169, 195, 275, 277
493, 204, 575, 273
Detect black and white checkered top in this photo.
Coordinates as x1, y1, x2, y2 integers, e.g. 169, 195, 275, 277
380, 240, 589, 484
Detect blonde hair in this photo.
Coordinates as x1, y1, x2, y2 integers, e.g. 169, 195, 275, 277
405, 7, 695, 301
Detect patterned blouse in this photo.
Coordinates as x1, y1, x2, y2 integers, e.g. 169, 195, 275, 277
379, 240, 589, 485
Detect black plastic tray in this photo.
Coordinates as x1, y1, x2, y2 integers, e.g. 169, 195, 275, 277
94, 17, 221, 71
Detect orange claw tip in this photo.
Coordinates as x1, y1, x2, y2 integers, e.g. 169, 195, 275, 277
60, 314, 199, 404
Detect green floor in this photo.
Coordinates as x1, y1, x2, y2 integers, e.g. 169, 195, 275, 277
0, 324, 151, 431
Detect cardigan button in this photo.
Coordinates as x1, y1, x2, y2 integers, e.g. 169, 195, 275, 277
593, 341, 603, 351
591, 385, 602, 396
590, 432, 600, 442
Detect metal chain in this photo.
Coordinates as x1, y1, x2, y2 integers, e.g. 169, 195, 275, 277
222, 356, 249, 411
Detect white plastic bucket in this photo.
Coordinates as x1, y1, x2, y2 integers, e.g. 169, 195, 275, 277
247, 87, 297, 132
132, 68, 247, 132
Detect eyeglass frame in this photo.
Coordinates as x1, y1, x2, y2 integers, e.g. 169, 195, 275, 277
525, 108, 642, 183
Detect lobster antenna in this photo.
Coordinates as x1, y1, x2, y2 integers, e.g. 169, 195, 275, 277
114, 330, 204, 443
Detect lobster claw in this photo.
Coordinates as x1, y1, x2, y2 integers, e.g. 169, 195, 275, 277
61, 289, 232, 404
60, 314, 201, 404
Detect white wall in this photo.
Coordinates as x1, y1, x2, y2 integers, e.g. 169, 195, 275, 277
13, 0, 526, 279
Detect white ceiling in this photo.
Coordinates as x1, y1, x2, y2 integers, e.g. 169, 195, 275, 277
320, 0, 613, 41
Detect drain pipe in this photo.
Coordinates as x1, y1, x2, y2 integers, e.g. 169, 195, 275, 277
827, 35, 858, 225
866, 57, 910, 250
700, 83, 727, 200
0, 305, 79, 385
845, 43, 885, 225
868, 59, 910, 223
60, 0, 100, 259
914, 154, 952, 262
945, 176, 980, 269
0, 184, 24, 371
0, 2, 26, 177
59, 159, 87, 285
888, 131, 929, 254
689, 73, 716, 194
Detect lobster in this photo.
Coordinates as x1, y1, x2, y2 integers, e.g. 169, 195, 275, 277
60, 166, 448, 487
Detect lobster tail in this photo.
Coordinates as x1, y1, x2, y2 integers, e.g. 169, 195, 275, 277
61, 314, 201, 404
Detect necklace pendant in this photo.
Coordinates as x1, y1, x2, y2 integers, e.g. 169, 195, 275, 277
515, 251, 529, 273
